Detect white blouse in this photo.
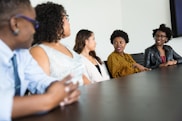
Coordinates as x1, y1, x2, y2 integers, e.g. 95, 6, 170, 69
80, 55, 110, 83
39, 44, 88, 86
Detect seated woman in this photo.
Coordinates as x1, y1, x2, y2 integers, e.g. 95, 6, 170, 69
30, 2, 90, 86
73, 29, 110, 83
107, 30, 149, 78
144, 24, 182, 69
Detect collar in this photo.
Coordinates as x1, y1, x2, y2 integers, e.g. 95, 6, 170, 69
0, 39, 15, 65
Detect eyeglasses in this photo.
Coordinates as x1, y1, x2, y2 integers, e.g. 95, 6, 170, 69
15, 14, 39, 29
154, 35, 167, 39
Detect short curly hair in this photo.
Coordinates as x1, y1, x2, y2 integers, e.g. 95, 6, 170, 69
32, 2, 67, 45
152, 24, 173, 43
110, 30, 129, 44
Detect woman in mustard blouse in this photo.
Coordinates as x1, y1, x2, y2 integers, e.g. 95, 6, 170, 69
107, 30, 150, 78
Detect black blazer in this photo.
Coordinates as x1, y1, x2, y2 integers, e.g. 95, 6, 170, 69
144, 44, 182, 69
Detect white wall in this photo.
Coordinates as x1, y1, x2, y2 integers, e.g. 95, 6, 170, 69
31, 0, 182, 61
31, 0, 122, 61
122, 0, 182, 56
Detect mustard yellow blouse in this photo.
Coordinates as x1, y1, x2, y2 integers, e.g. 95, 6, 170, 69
107, 52, 140, 78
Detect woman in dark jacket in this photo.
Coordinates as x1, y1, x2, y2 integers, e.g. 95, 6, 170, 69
144, 24, 182, 69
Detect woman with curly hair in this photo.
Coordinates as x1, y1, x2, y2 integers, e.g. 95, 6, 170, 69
30, 2, 90, 85
107, 30, 149, 78
144, 24, 182, 69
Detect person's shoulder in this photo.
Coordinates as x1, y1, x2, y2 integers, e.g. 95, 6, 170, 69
79, 54, 86, 61
29, 45, 50, 62
15, 49, 33, 62
164, 45, 172, 49
107, 52, 123, 62
109, 51, 117, 56
164, 45, 174, 51
30, 45, 45, 55
15, 49, 30, 56
123, 53, 133, 58
145, 45, 155, 51
124, 53, 130, 56
107, 52, 116, 58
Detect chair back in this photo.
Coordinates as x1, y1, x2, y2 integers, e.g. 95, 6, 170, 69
131, 53, 144, 66
103, 61, 113, 78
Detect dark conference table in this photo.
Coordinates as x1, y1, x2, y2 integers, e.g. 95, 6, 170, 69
14, 65, 182, 121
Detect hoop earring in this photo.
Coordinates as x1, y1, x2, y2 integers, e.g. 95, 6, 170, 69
13, 29, 19, 35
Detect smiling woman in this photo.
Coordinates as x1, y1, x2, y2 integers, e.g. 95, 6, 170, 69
107, 30, 150, 78
144, 24, 182, 69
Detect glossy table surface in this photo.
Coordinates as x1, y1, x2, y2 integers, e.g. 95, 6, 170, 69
14, 65, 182, 121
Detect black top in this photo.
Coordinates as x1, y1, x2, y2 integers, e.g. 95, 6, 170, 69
95, 64, 102, 75
144, 44, 182, 69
